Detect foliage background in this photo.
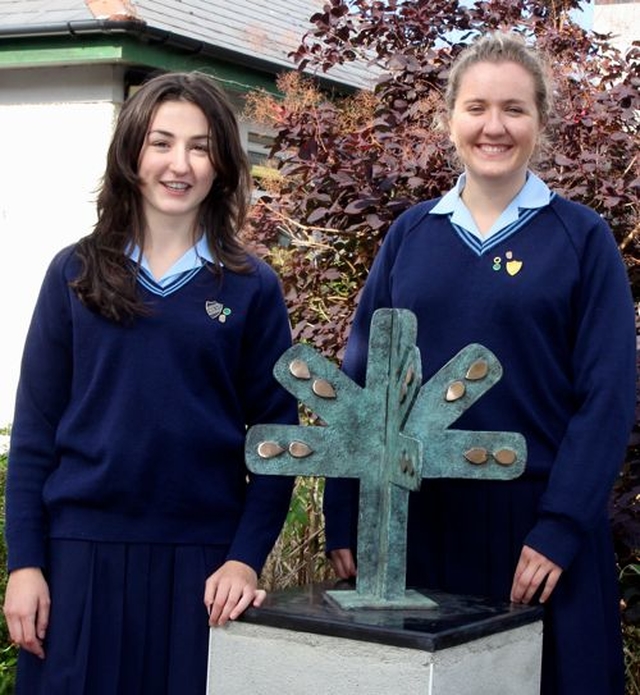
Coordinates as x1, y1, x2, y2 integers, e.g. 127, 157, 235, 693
243, 0, 640, 689
0, 433, 17, 694
244, 0, 639, 360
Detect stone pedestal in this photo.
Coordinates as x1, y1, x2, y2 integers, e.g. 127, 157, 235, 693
207, 581, 543, 694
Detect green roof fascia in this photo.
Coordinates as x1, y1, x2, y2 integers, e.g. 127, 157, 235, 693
0, 35, 284, 95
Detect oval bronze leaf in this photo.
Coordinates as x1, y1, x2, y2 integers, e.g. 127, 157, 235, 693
289, 358, 311, 380
289, 441, 313, 458
312, 378, 336, 399
464, 447, 489, 465
257, 441, 285, 459
493, 449, 517, 466
445, 380, 466, 402
465, 359, 489, 381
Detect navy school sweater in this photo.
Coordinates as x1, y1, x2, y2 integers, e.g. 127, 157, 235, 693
6, 245, 298, 574
324, 194, 637, 571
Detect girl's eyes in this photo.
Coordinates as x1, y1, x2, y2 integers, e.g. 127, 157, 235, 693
465, 105, 525, 115
147, 141, 209, 152
149, 140, 209, 154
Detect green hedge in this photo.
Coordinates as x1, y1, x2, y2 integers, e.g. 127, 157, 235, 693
0, 437, 17, 692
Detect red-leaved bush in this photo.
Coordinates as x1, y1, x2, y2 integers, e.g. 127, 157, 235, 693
244, 0, 639, 361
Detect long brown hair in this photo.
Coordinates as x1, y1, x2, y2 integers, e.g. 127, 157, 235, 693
71, 71, 253, 322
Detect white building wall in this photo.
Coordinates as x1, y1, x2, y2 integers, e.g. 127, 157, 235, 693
0, 65, 123, 426
594, 1, 640, 53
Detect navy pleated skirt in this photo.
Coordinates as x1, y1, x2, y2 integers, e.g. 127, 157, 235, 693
407, 477, 625, 695
16, 540, 228, 695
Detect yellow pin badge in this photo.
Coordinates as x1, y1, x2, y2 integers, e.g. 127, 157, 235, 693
493, 251, 523, 276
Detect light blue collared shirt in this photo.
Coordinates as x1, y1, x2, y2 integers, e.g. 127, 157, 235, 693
430, 171, 551, 240
128, 235, 214, 288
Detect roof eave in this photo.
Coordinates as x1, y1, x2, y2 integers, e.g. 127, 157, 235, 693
0, 20, 357, 92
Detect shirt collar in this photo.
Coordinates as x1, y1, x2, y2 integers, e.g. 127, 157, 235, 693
429, 171, 551, 240
128, 235, 214, 286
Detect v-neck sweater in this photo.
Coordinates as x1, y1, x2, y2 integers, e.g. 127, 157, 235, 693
325, 193, 636, 570
6, 245, 298, 573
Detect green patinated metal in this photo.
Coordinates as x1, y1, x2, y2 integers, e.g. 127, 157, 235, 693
246, 308, 527, 610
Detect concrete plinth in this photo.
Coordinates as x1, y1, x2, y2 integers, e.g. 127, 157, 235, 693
207, 581, 542, 695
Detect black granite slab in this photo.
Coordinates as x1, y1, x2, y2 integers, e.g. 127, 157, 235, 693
240, 580, 543, 652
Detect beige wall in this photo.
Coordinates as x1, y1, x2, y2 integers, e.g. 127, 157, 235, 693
0, 66, 121, 425
594, 0, 640, 52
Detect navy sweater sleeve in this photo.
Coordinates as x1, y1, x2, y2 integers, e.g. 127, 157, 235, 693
225, 262, 298, 573
524, 205, 636, 569
6, 247, 74, 569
